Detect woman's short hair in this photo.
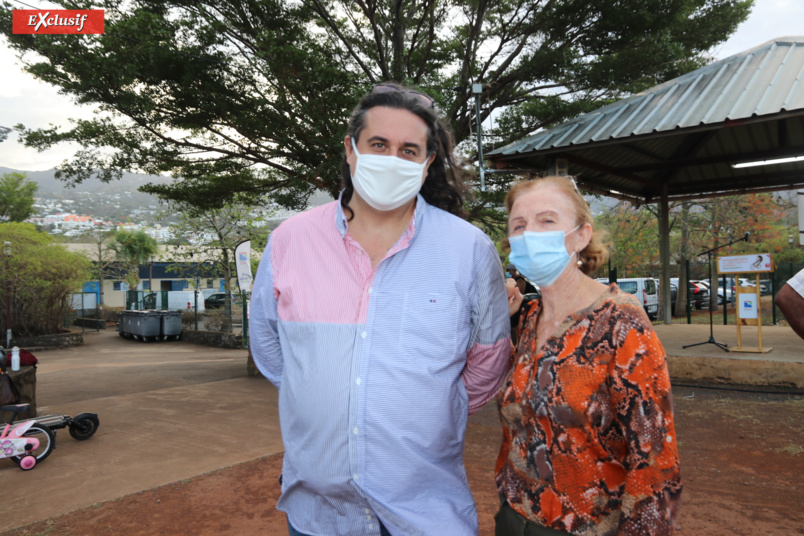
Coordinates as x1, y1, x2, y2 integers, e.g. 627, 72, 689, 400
340, 82, 470, 220
503, 175, 610, 275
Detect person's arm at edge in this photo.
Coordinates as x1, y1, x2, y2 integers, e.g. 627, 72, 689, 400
249, 235, 283, 388
462, 238, 512, 416
774, 283, 804, 339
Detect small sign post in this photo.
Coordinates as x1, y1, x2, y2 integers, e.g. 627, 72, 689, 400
717, 253, 775, 353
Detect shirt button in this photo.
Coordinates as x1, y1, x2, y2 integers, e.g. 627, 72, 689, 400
361, 332, 367, 338
353, 427, 359, 435
368, 287, 373, 294
353, 474, 359, 480
368, 524, 374, 530
365, 508, 371, 514
356, 377, 361, 385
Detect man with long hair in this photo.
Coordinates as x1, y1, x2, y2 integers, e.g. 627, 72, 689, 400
250, 83, 510, 535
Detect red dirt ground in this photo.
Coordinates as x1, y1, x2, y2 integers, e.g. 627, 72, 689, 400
4, 385, 803, 536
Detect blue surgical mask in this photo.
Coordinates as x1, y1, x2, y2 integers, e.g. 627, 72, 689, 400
508, 226, 579, 287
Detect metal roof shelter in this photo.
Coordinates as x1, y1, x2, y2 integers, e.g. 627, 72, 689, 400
487, 37, 804, 323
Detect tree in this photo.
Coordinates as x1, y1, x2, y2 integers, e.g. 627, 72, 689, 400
0, 223, 90, 337
109, 230, 159, 290
81, 230, 119, 307
162, 202, 269, 324
1, 0, 751, 226
596, 200, 661, 276
0, 171, 38, 222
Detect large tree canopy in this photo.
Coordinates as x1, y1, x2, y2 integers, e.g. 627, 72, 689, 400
2, 0, 752, 225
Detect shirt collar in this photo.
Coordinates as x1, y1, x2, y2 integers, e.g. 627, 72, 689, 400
335, 191, 427, 239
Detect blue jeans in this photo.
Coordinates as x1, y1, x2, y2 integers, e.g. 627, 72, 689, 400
288, 519, 392, 536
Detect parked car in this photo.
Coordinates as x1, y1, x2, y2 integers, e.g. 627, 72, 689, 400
717, 286, 734, 304
669, 278, 709, 310
203, 293, 241, 310
689, 281, 710, 309
697, 279, 734, 305
758, 279, 772, 295
597, 277, 659, 320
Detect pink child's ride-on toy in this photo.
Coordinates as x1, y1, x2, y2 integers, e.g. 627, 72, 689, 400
0, 404, 54, 471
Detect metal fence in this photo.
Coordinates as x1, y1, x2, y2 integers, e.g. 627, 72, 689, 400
600, 261, 804, 325
65, 292, 101, 333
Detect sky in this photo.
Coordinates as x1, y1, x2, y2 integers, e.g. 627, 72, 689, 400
1, 0, 803, 171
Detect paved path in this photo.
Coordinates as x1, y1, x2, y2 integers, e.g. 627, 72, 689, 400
655, 323, 804, 387
1, 329, 281, 531
2, 322, 802, 531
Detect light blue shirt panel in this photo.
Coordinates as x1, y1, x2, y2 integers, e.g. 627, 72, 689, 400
249, 236, 282, 388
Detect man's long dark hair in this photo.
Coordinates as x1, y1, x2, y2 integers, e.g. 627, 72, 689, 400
340, 82, 470, 221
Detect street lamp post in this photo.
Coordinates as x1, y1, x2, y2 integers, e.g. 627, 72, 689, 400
3, 241, 11, 348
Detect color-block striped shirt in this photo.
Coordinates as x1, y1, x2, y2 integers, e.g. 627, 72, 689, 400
250, 194, 511, 536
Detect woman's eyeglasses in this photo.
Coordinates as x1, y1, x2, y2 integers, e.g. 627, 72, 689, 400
371, 84, 435, 108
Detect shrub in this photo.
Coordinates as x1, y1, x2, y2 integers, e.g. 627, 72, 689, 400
102, 307, 123, 323
0, 223, 90, 337
181, 310, 196, 329
203, 310, 231, 332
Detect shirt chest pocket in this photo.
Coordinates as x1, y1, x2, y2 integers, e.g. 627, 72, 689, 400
400, 292, 461, 358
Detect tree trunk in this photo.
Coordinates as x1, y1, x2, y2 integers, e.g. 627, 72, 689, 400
246, 348, 261, 377
674, 203, 691, 318
675, 261, 688, 318
222, 250, 232, 332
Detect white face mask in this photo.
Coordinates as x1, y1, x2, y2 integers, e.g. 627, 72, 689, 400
350, 138, 429, 211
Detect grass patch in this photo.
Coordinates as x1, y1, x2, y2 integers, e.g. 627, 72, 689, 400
777, 444, 804, 456
783, 398, 804, 410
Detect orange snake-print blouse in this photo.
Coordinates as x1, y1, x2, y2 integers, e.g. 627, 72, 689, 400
496, 285, 682, 535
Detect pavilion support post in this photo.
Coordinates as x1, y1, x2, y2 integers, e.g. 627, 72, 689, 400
659, 183, 672, 324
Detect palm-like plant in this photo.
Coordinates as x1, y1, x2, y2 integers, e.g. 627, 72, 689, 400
109, 230, 158, 290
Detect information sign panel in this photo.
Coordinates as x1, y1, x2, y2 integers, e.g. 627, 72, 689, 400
717, 254, 773, 274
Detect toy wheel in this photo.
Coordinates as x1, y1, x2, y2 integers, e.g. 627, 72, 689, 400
19, 455, 37, 470
69, 414, 100, 440
12, 423, 55, 465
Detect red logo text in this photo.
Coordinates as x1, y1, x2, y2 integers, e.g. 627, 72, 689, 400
12, 10, 105, 35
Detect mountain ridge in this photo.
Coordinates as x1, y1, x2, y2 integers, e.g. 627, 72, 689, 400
0, 166, 171, 196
